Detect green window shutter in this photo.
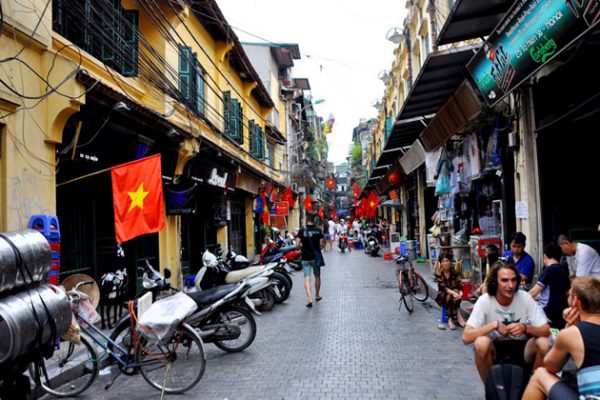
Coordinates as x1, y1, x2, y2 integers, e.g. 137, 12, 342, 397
229, 98, 239, 141
223, 91, 232, 135
260, 127, 265, 160
385, 117, 392, 141
248, 120, 255, 155
101, 0, 121, 63
179, 46, 192, 103
237, 102, 244, 145
267, 143, 275, 167
196, 66, 205, 116
121, 10, 138, 77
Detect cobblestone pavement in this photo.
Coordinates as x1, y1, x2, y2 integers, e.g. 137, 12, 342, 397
43, 249, 483, 400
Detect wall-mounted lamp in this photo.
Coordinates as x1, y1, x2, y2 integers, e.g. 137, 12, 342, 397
378, 70, 390, 84
386, 27, 405, 44
112, 101, 130, 113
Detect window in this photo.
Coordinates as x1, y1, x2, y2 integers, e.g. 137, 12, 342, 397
53, 0, 138, 77
223, 91, 243, 144
248, 120, 265, 160
179, 46, 206, 116
385, 117, 393, 141
267, 142, 275, 168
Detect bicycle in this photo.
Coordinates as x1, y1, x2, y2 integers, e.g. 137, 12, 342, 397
30, 280, 206, 397
394, 255, 429, 313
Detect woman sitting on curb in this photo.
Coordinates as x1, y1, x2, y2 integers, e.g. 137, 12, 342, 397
435, 254, 467, 330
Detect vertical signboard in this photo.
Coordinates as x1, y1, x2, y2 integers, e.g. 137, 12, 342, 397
468, 0, 600, 106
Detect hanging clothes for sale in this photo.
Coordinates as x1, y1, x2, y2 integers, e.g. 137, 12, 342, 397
463, 133, 481, 178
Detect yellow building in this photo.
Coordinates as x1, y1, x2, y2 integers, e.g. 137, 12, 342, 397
0, 0, 288, 288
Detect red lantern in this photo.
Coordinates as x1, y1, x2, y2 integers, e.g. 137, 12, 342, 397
326, 177, 335, 189
388, 172, 400, 185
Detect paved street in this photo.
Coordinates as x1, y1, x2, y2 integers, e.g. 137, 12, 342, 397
47, 249, 483, 400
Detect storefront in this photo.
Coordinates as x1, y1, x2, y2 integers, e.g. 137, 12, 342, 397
55, 87, 180, 292
179, 156, 238, 274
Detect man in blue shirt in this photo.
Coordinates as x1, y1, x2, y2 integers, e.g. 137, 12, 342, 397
503, 232, 535, 288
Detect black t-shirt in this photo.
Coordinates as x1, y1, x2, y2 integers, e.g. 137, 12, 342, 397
537, 263, 570, 329
297, 225, 323, 261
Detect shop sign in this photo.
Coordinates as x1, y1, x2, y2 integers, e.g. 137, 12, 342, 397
270, 215, 287, 231
165, 185, 196, 215
468, 0, 600, 106
274, 201, 289, 216
189, 159, 237, 190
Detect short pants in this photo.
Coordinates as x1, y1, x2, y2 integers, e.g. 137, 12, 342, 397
302, 260, 320, 277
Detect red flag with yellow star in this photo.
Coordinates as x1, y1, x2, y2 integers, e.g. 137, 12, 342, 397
303, 195, 313, 212
365, 191, 380, 218
111, 154, 166, 243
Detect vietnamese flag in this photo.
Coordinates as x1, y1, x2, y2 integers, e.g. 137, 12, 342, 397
326, 177, 335, 189
281, 186, 295, 208
111, 154, 165, 243
303, 195, 313, 212
365, 191, 380, 218
353, 182, 361, 198
318, 207, 324, 219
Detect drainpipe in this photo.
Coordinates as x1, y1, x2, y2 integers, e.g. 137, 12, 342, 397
405, 28, 414, 90
428, 0, 439, 52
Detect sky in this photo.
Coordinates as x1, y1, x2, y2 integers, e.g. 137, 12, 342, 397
215, 0, 407, 165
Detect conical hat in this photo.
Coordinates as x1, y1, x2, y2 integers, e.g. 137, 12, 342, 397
60, 273, 100, 309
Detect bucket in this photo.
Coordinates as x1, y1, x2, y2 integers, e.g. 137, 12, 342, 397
461, 279, 472, 301
0, 284, 71, 364
406, 240, 417, 260
0, 230, 51, 294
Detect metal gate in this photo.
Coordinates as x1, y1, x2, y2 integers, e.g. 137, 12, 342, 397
228, 200, 246, 256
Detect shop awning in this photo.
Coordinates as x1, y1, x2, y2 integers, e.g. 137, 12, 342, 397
394, 45, 479, 123
419, 80, 483, 152
436, 0, 513, 46
399, 140, 426, 175
377, 116, 432, 168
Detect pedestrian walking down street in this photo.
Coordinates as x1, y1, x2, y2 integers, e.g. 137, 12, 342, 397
296, 213, 325, 308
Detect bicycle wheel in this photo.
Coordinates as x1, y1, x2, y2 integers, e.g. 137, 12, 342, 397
137, 323, 206, 394
33, 335, 99, 397
410, 270, 429, 302
401, 279, 413, 313
213, 306, 257, 352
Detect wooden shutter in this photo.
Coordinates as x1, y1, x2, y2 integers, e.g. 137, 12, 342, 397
196, 64, 205, 116
236, 101, 244, 145
121, 10, 138, 77
223, 91, 231, 135
179, 46, 192, 103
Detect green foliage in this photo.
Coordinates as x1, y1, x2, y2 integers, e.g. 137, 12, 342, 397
351, 141, 362, 166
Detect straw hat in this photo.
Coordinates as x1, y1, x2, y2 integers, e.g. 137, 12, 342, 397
60, 273, 101, 309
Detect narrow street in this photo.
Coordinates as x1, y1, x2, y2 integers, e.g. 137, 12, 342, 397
59, 250, 483, 400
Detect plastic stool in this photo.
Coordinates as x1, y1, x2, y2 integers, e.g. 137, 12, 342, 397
28, 214, 60, 238
439, 307, 449, 323
383, 252, 393, 261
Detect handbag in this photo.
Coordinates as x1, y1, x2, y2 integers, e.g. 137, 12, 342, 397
302, 227, 325, 267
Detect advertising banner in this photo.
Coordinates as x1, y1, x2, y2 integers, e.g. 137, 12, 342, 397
468, 0, 600, 106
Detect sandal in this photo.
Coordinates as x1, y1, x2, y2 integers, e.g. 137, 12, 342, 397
457, 320, 466, 328
437, 324, 446, 330
448, 320, 457, 330
306, 303, 313, 308
316, 296, 323, 302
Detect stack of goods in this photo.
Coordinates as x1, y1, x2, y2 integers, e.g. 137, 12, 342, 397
28, 214, 60, 285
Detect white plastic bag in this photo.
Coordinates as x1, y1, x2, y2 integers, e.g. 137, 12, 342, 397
137, 292, 197, 343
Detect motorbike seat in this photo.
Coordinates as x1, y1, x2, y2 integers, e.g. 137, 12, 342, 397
225, 265, 267, 283
186, 283, 239, 306
277, 245, 297, 253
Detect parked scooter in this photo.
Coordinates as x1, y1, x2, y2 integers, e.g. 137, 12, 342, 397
365, 229, 381, 256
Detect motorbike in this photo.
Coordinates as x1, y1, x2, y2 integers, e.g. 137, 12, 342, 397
338, 232, 349, 253
365, 229, 381, 257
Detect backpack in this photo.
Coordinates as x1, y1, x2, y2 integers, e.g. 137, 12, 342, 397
484, 364, 526, 400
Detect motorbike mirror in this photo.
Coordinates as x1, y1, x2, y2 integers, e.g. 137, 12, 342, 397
164, 268, 172, 279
